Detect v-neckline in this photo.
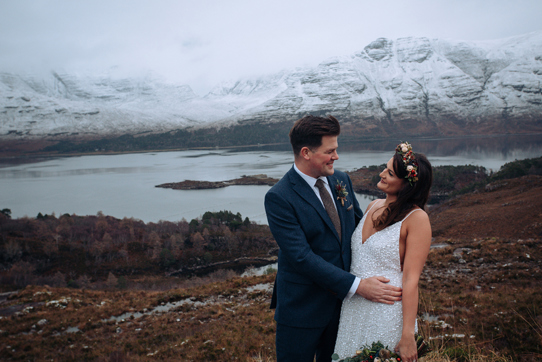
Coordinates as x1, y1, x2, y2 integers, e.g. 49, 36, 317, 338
361, 220, 383, 245
360, 200, 385, 244
361, 229, 379, 245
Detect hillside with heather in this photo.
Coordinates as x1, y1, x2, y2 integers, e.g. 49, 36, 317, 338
0, 158, 541, 361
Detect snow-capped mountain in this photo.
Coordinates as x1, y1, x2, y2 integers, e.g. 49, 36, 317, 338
2, 31, 542, 139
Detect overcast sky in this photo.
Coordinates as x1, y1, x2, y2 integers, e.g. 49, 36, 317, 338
1, 0, 541, 95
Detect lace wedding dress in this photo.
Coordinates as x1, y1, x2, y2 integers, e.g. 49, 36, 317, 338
333, 202, 419, 360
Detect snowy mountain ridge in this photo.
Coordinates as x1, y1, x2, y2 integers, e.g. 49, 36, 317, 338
1, 31, 542, 139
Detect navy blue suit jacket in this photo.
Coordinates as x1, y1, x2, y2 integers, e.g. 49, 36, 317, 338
264, 167, 363, 328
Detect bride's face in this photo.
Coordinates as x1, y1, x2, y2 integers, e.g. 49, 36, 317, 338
377, 157, 406, 196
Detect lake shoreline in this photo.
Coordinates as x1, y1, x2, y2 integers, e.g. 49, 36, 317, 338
2, 131, 541, 166
156, 175, 279, 190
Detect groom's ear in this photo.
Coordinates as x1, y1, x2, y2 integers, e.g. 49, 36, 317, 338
300, 147, 311, 160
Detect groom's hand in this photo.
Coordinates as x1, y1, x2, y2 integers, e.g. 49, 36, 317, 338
355, 276, 402, 304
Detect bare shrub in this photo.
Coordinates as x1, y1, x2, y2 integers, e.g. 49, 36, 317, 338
76, 274, 92, 289
49, 271, 66, 287
43, 240, 59, 257
106, 272, 118, 289
208, 268, 237, 282
4, 239, 22, 261
9, 260, 35, 287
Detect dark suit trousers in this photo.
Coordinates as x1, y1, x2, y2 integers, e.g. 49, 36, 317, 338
275, 299, 342, 362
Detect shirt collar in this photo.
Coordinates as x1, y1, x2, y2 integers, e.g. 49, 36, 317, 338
293, 163, 328, 188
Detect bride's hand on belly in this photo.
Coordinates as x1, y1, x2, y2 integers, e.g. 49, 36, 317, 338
355, 276, 402, 304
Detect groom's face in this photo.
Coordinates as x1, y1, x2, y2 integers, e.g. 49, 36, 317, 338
307, 135, 339, 178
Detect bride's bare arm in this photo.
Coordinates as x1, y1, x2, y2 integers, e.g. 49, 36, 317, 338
395, 211, 431, 362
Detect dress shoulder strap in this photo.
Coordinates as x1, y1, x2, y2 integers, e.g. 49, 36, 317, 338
401, 208, 422, 222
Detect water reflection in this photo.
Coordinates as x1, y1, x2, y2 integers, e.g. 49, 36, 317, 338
3, 166, 155, 178
251, 133, 542, 159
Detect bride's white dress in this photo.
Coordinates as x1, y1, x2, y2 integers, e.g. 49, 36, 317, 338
333, 202, 419, 359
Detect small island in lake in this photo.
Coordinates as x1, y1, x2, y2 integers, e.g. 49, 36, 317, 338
156, 174, 279, 190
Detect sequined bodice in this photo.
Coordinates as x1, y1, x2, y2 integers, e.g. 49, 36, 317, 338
333, 202, 419, 360
349, 215, 403, 288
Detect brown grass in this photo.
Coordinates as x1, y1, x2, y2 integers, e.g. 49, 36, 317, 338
1, 245, 541, 362
0, 274, 276, 361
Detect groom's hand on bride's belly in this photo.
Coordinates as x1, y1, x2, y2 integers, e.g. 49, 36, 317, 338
355, 276, 402, 304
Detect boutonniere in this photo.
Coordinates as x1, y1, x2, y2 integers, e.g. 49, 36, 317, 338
335, 180, 349, 206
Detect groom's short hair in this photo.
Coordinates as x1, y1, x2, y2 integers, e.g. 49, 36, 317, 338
289, 115, 340, 156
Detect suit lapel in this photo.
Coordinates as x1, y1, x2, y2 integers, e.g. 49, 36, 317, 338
327, 175, 346, 243
287, 168, 341, 242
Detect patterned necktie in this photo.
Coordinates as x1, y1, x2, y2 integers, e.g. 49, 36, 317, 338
315, 179, 341, 240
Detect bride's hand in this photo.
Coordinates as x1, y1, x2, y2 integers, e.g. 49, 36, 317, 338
395, 335, 417, 362
355, 276, 402, 304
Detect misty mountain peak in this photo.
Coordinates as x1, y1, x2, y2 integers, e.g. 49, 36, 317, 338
2, 32, 542, 139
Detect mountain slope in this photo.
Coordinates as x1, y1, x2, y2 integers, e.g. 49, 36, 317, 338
215, 32, 542, 136
1, 32, 542, 139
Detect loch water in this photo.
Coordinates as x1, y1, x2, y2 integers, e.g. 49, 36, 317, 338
1, 134, 541, 224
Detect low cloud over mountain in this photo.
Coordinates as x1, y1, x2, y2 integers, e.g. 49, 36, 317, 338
2, 31, 542, 139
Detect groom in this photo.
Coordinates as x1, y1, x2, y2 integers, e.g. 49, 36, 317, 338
264, 115, 402, 362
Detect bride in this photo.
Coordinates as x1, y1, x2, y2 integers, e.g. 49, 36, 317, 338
333, 142, 433, 362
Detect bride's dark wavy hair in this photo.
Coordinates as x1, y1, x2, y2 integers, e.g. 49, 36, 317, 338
373, 151, 433, 231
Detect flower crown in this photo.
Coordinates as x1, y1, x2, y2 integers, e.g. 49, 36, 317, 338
395, 141, 418, 185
